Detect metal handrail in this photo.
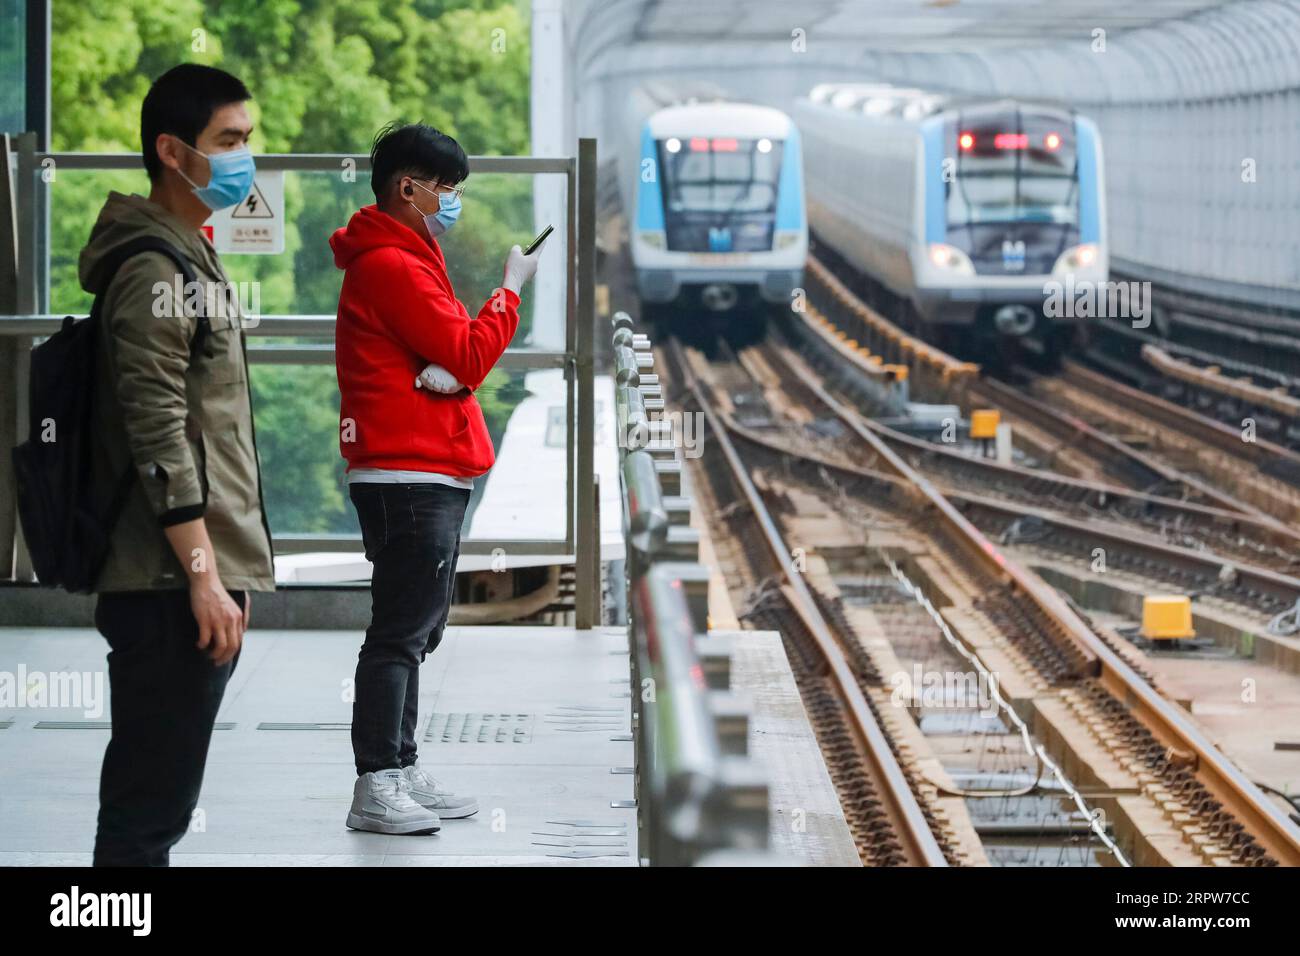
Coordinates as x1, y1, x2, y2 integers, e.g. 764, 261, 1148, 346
622, 451, 668, 559
0, 136, 599, 626
33, 151, 575, 174
612, 309, 775, 866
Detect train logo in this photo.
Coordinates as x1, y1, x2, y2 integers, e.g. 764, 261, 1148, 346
1002, 239, 1027, 273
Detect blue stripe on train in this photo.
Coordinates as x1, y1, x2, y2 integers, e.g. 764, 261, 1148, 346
636, 124, 665, 233
775, 126, 804, 232
1075, 117, 1100, 245
921, 117, 946, 245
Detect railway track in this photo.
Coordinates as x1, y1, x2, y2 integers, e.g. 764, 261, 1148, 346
1045, 361, 1300, 517
800, 252, 1300, 627
788, 322, 1300, 577
666, 336, 1144, 866
662, 338, 955, 867
1096, 273, 1300, 398
662, 311, 1300, 865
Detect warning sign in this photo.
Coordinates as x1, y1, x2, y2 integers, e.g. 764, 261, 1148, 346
233, 182, 275, 218
206, 171, 284, 254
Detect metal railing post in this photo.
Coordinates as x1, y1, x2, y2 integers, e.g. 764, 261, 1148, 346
11, 133, 37, 580
573, 137, 597, 628
0, 135, 20, 578
563, 158, 576, 556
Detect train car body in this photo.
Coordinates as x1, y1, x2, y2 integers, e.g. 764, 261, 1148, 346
794, 85, 1107, 339
632, 102, 807, 315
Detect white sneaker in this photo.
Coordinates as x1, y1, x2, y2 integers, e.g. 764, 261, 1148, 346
346, 769, 442, 835
403, 759, 479, 819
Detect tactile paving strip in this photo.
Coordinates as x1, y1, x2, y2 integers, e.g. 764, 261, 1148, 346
544, 705, 626, 733
531, 818, 630, 859
423, 712, 534, 744
36, 721, 236, 730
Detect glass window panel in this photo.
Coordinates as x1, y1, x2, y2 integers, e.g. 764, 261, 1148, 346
44, 162, 568, 540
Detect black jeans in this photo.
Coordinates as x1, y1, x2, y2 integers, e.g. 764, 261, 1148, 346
93, 588, 245, 867
349, 482, 468, 775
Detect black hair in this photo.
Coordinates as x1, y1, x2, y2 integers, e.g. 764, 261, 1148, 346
141, 64, 252, 182
370, 123, 469, 201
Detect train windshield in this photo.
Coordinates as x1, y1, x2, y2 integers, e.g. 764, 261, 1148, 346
655, 137, 784, 252
945, 109, 1080, 272
949, 119, 1077, 224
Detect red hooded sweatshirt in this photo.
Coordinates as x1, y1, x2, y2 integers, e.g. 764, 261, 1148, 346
330, 205, 520, 476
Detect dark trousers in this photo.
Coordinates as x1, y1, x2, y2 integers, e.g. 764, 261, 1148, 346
93, 588, 245, 867
349, 482, 468, 775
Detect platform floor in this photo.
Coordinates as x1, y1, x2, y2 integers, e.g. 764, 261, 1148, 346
0, 624, 637, 866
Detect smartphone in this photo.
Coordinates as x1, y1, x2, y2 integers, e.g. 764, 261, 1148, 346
524, 224, 554, 256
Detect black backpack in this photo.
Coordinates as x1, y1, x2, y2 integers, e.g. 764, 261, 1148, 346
11, 236, 201, 592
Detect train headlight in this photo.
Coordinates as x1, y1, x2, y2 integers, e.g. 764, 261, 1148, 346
774, 231, 801, 250
639, 231, 666, 249
1052, 243, 1099, 274
928, 243, 975, 276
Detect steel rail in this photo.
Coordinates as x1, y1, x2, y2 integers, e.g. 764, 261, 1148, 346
771, 344, 1103, 675
948, 491, 1300, 614
845, 389, 1300, 560
1061, 359, 1300, 484
766, 342, 1300, 866
972, 375, 1273, 522
714, 401, 1300, 601
669, 338, 949, 868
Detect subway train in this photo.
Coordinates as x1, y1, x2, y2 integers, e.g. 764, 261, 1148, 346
630, 101, 807, 338
792, 83, 1107, 353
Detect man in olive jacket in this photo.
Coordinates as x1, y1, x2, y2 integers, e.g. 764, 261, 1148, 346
81, 64, 274, 866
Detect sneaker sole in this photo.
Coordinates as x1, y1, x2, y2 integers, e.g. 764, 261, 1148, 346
413, 799, 479, 819
346, 811, 441, 835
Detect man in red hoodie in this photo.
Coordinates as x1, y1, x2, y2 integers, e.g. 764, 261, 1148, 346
330, 123, 544, 835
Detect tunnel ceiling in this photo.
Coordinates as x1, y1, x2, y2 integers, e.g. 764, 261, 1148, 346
571, 0, 1235, 58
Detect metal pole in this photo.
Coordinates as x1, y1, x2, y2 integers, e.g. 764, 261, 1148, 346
25, 0, 51, 152
573, 138, 597, 628
11, 133, 36, 580
591, 471, 602, 624
0, 135, 19, 579
563, 162, 576, 554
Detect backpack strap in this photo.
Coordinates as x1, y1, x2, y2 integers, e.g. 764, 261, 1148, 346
93, 237, 207, 531
91, 235, 208, 354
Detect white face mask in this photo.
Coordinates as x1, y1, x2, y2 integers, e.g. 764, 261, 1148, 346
408, 180, 463, 238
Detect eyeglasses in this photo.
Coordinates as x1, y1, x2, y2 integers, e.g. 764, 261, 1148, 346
414, 178, 465, 201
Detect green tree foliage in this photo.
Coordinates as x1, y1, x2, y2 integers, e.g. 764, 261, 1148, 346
48, 0, 533, 534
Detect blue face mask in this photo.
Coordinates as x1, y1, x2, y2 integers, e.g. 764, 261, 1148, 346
178, 141, 257, 211
410, 180, 462, 238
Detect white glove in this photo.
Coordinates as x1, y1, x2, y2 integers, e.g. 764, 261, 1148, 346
415, 363, 463, 393
502, 240, 546, 295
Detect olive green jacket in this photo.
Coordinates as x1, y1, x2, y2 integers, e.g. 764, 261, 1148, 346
80, 192, 275, 592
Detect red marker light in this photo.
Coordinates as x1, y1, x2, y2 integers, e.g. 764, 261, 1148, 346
1044, 132, 1062, 151
711, 137, 738, 152
958, 132, 974, 151
994, 132, 1028, 149
689, 137, 710, 151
